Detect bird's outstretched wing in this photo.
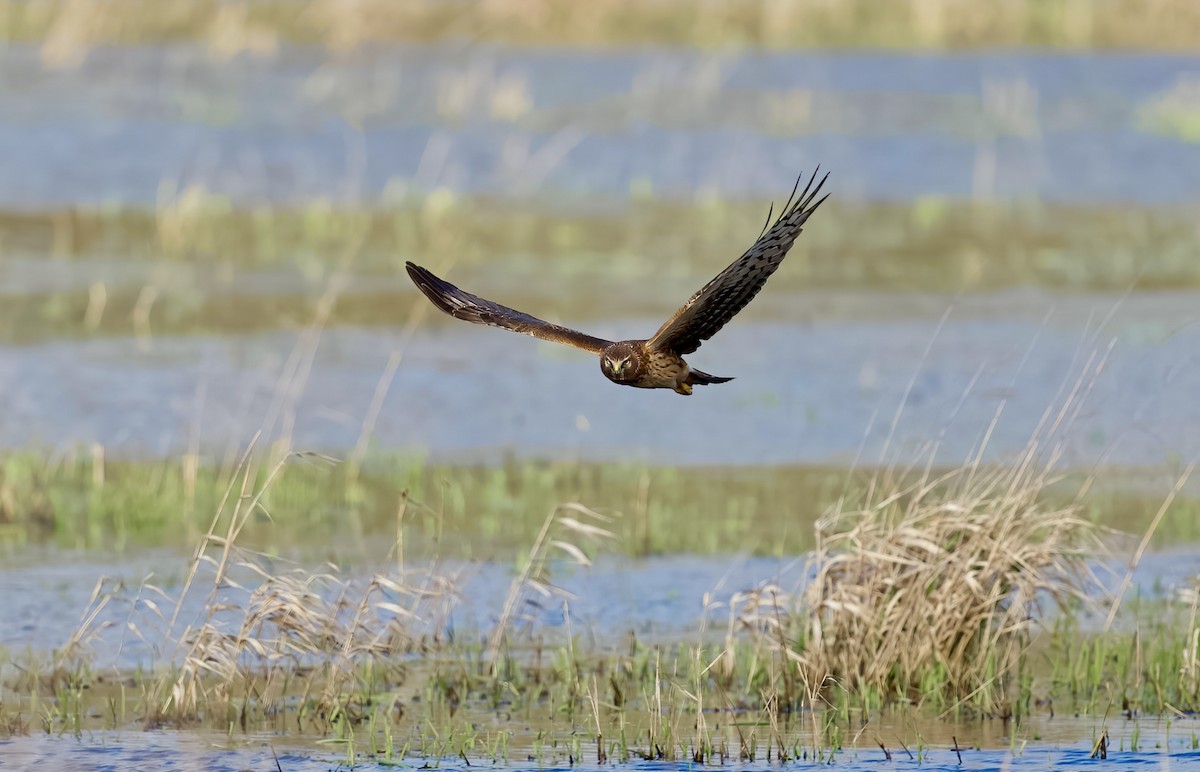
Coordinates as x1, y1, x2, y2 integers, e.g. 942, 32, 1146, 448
647, 169, 829, 356
406, 262, 613, 354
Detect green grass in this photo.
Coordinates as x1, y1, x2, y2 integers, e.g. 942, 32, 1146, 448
0, 449, 847, 556
4, 196, 1200, 344
3, 449, 1200, 558
1043, 599, 1200, 716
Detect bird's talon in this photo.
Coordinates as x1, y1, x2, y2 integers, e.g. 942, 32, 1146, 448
674, 383, 693, 396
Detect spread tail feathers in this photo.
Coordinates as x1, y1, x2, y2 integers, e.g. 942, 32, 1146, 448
687, 369, 734, 387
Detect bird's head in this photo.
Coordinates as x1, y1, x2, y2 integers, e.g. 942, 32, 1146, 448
600, 341, 641, 383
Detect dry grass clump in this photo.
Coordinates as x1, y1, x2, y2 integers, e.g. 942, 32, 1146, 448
154, 566, 455, 725
793, 460, 1106, 712
52, 439, 612, 730
57, 442, 458, 727
62, 553, 457, 729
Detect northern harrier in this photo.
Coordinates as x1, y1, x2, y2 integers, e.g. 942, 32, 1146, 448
407, 169, 828, 395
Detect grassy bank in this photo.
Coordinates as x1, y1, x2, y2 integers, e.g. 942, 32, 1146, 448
4, 196, 1200, 344
0, 449, 843, 555
15, 197, 1199, 287
3, 450, 1200, 557
10, 0, 1200, 53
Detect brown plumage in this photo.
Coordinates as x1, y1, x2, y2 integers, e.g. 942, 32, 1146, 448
407, 169, 829, 395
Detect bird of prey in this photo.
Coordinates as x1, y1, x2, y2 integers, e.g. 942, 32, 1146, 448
407, 169, 828, 395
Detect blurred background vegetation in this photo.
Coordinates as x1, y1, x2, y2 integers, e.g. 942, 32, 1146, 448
4, 3, 1200, 762
12, 0, 1200, 52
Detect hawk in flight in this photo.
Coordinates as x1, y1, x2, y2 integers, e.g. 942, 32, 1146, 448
407, 169, 828, 395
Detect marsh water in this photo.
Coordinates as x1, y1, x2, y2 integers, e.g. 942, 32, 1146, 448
7, 296, 1200, 466
6, 46, 1200, 205
5, 36, 1200, 769
4, 726, 1200, 771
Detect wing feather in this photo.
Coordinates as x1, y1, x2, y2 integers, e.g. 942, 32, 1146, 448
647, 169, 829, 355
406, 262, 612, 355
